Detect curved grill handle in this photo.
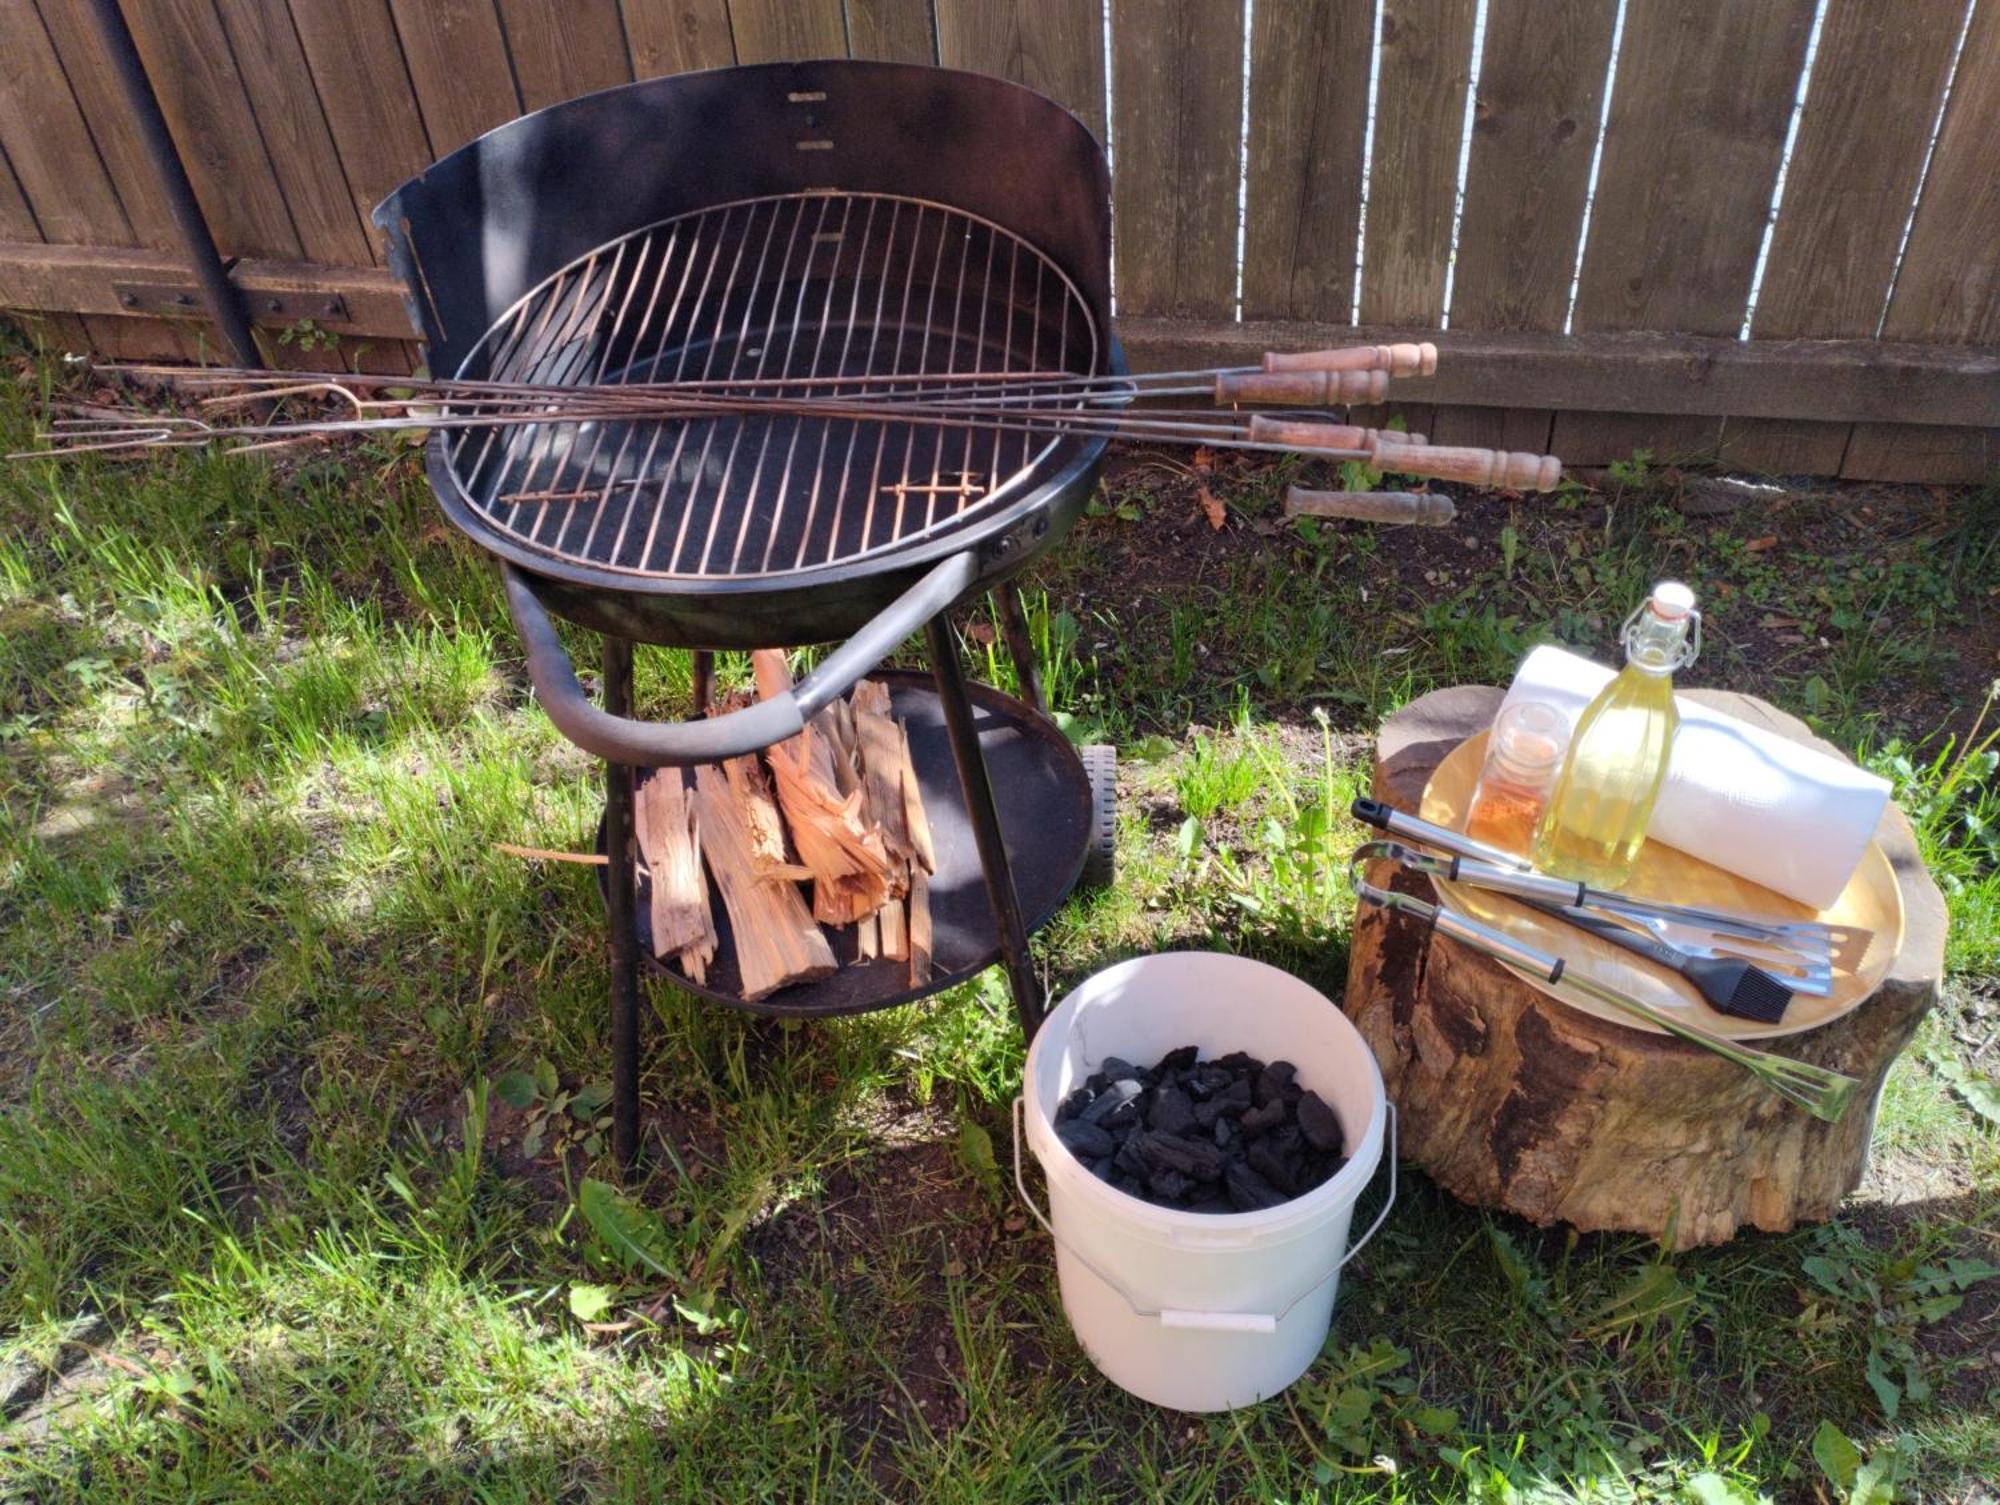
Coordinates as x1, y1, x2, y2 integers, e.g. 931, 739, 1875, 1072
502, 550, 980, 767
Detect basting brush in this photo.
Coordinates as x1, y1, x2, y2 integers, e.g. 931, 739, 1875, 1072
1519, 900, 1794, 1024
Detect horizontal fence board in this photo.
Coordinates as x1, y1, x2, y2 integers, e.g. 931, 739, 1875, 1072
1751, 0, 1966, 339
387, 0, 522, 157
619, 0, 737, 76
1116, 319, 2000, 427
1841, 423, 1998, 484
0, 243, 413, 335
1551, 412, 1724, 467
1573, 0, 1815, 335
496, 0, 634, 109
1715, 418, 1854, 477
1449, 0, 1615, 331
1879, 0, 2000, 346
935, 0, 1105, 143
1240, 0, 1372, 323
1358, 0, 1478, 325
1429, 405, 1556, 456
1109, 0, 1244, 319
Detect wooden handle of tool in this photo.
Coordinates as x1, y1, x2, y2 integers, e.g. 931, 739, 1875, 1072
1246, 415, 1427, 450
1285, 487, 1457, 526
1263, 341, 1436, 377
1215, 368, 1389, 406
1370, 440, 1561, 491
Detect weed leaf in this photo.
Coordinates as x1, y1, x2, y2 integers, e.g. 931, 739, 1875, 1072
1812, 1419, 1863, 1488
568, 1283, 616, 1322
494, 1070, 538, 1109
578, 1178, 679, 1280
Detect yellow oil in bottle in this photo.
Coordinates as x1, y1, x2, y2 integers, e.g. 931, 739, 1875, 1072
1533, 583, 1698, 889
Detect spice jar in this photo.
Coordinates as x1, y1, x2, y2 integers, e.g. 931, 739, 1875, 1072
1465, 700, 1568, 855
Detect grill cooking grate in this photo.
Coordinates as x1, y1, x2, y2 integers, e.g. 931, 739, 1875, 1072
443, 192, 1100, 582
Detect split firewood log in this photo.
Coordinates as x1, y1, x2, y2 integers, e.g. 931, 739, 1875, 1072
751, 650, 896, 925
691, 763, 835, 1000
634, 770, 716, 983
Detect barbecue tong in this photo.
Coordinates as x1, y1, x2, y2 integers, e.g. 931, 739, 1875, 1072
1346, 842, 1859, 1122
1350, 799, 1845, 974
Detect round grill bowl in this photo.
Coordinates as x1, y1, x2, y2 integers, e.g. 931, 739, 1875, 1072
378, 61, 1118, 649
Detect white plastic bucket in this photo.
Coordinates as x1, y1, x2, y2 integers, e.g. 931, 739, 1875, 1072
1016, 951, 1394, 1412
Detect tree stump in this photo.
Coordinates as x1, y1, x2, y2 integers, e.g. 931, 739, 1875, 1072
1344, 686, 1947, 1247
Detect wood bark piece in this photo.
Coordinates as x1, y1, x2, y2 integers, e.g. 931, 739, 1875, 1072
690, 764, 834, 1001
850, 680, 915, 879
877, 896, 909, 963
635, 771, 715, 983
908, 866, 933, 986
1344, 686, 1946, 1246
899, 723, 936, 876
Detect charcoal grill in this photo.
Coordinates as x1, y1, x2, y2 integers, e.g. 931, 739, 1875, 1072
376, 61, 1119, 1166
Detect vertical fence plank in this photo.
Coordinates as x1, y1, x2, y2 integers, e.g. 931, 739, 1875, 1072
621, 0, 736, 75
0, 140, 94, 352
34, 1, 178, 251
1571, 0, 1814, 335
1240, 0, 1371, 323
1752, 0, 1965, 339
496, 0, 634, 108
847, 0, 934, 62
286, 0, 435, 224
25, 3, 205, 357
388, 0, 523, 155
1357, 0, 1477, 325
0, 8, 133, 246
1846, 0, 2000, 482
121, 0, 307, 259
1877, 1, 1999, 347
934, 0, 1104, 143
1730, 0, 1961, 474
726, 0, 847, 62
1450, 0, 1612, 330
1109, 0, 1243, 319
1559, 0, 1813, 467
211, 0, 374, 265
1440, 0, 1613, 464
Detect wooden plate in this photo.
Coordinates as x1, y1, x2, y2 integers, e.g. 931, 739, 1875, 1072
1419, 732, 1903, 1041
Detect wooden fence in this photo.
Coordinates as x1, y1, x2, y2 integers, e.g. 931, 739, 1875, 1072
1, 0, 1994, 479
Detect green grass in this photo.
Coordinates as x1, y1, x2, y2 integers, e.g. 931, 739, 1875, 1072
1, 349, 1996, 1501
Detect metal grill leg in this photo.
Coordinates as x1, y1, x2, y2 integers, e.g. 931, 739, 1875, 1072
603, 636, 643, 1173
993, 580, 1046, 718
926, 616, 1046, 1040
690, 649, 714, 714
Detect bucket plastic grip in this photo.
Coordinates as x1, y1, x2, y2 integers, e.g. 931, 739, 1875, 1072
1011, 1096, 1398, 1334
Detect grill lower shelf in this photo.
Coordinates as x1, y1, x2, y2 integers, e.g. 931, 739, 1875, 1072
597, 671, 1092, 1017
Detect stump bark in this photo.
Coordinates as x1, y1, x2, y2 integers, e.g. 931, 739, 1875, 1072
1344, 686, 1947, 1246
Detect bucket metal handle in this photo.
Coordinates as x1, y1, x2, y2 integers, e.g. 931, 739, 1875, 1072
1010, 1095, 1398, 1334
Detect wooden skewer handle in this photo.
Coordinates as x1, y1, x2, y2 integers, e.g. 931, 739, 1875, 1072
1284, 487, 1457, 526
1262, 341, 1437, 377
1246, 415, 1427, 450
1215, 367, 1388, 406
1371, 440, 1561, 491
